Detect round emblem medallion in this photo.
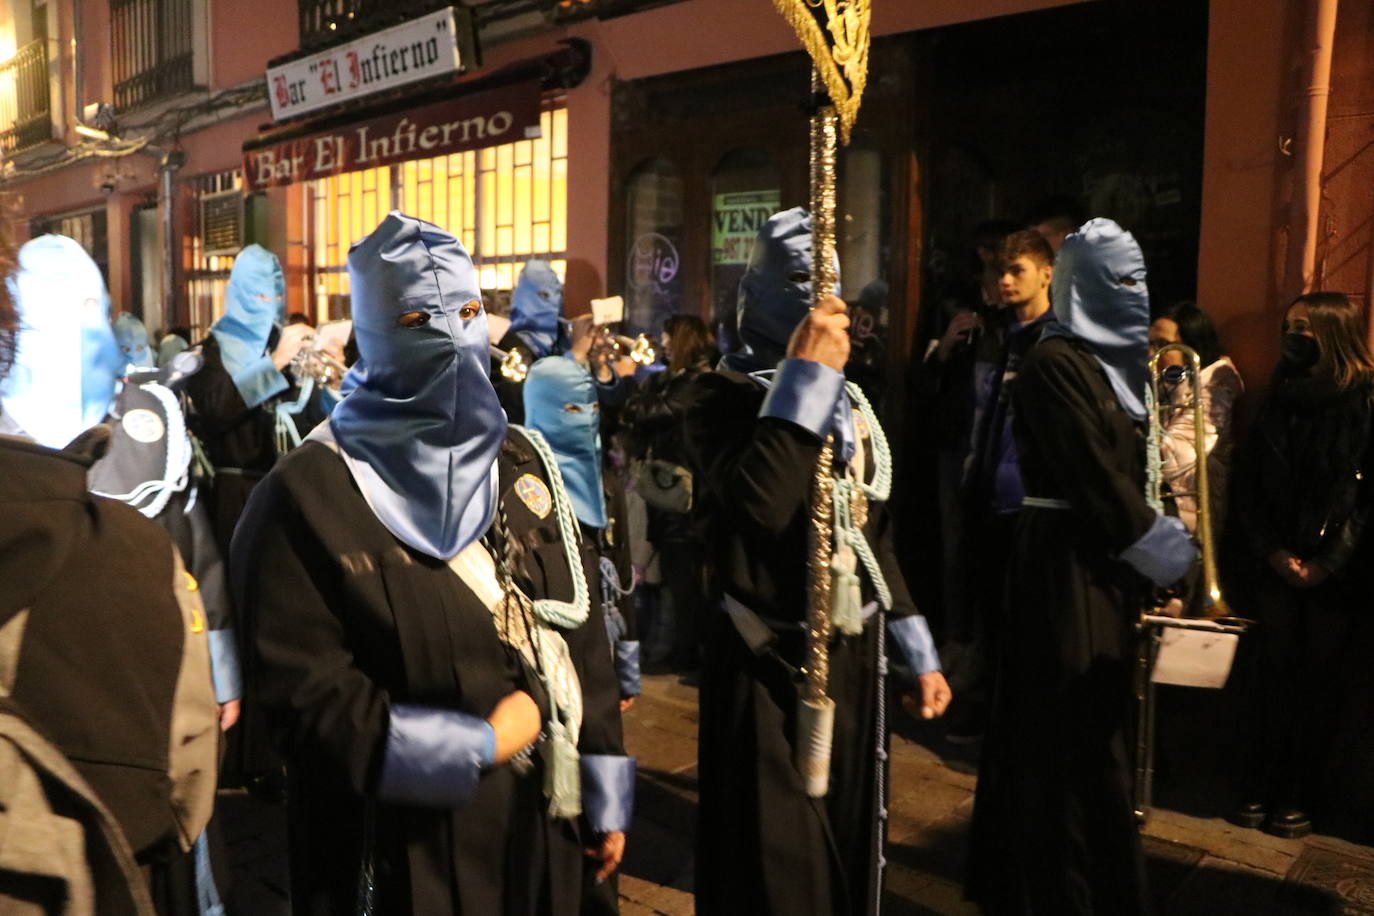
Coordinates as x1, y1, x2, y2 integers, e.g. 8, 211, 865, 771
122, 408, 165, 444
514, 473, 553, 519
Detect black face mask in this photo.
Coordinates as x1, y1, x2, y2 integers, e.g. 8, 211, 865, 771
1280, 332, 1320, 370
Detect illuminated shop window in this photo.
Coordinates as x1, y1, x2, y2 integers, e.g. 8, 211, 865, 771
306, 164, 393, 320
305, 106, 568, 317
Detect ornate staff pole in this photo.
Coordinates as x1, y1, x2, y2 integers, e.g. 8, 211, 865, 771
771, 0, 870, 800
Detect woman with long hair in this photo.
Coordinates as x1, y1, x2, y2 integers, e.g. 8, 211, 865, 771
1230, 291, 1374, 839
660, 314, 715, 374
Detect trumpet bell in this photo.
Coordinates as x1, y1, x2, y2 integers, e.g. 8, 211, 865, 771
629, 334, 656, 366
490, 344, 529, 383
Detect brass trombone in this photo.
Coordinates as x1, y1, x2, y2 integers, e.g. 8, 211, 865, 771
1133, 343, 1251, 822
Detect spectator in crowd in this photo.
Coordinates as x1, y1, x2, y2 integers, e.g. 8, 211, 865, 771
912, 219, 1019, 712
1230, 291, 1374, 840
941, 230, 1058, 740
624, 314, 716, 674
1149, 301, 1244, 535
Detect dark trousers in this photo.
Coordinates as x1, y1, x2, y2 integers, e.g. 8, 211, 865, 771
1238, 574, 1352, 812
660, 540, 706, 668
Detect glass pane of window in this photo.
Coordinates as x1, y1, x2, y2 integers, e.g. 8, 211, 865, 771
304, 106, 569, 312
709, 148, 779, 351
624, 157, 684, 335
838, 146, 889, 396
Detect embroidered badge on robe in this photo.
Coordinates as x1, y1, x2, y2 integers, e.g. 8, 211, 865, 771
122, 407, 166, 443
515, 473, 553, 519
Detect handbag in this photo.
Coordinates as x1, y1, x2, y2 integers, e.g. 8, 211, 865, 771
635, 457, 693, 513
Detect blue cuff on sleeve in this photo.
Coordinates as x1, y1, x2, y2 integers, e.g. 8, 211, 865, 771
207, 629, 242, 703
377, 704, 493, 808
616, 640, 641, 698
759, 358, 846, 439
230, 354, 288, 408
888, 615, 940, 676
1120, 514, 1196, 588
581, 754, 636, 833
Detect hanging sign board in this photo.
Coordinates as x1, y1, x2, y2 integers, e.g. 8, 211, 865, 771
711, 190, 782, 265
243, 79, 542, 191
266, 6, 475, 122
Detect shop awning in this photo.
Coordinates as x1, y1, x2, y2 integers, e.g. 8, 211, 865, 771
242, 75, 542, 191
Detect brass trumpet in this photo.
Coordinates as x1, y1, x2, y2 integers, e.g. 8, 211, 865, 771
1133, 343, 1251, 822
288, 335, 349, 387
490, 345, 529, 383
590, 327, 657, 367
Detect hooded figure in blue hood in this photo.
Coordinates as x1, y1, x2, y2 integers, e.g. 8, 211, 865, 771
1042, 217, 1151, 421
230, 212, 635, 916
327, 213, 508, 560
679, 208, 948, 916
967, 218, 1195, 914
721, 206, 839, 375
524, 355, 642, 704
524, 356, 606, 530
508, 259, 565, 360
0, 234, 122, 448
113, 312, 155, 370
211, 243, 288, 408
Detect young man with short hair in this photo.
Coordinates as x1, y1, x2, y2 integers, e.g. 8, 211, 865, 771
942, 229, 1058, 741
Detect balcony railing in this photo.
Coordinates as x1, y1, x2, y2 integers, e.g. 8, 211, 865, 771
297, 0, 454, 52
0, 39, 53, 155
111, 0, 195, 110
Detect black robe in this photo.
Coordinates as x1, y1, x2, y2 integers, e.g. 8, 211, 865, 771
679, 370, 923, 916
0, 433, 218, 863
182, 335, 281, 556
966, 336, 1156, 915
89, 374, 234, 635
229, 430, 625, 916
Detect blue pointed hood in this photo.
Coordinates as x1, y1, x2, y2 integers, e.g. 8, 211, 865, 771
719, 208, 855, 461
113, 312, 154, 369
212, 244, 284, 376
723, 207, 840, 374
508, 259, 564, 358
1043, 218, 1150, 420
1, 235, 121, 448
523, 355, 606, 529
327, 212, 507, 560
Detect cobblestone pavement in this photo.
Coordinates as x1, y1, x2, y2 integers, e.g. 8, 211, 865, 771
223, 672, 1374, 914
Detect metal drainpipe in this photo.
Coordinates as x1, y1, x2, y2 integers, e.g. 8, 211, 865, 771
160, 151, 186, 328
1289, 0, 1339, 296
71, 0, 82, 121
